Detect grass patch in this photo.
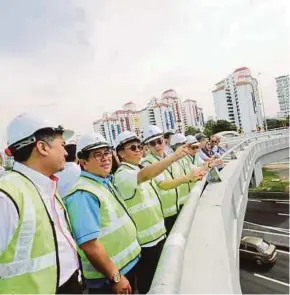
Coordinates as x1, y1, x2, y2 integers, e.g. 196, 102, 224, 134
249, 168, 289, 192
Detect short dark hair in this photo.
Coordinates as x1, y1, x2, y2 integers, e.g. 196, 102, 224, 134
77, 150, 90, 161
65, 144, 77, 162
12, 128, 63, 163
164, 132, 173, 140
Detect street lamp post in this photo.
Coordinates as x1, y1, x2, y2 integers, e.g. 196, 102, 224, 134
257, 73, 268, 131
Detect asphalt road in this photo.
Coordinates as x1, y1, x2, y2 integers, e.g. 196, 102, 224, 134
240, 251, 289, 294
245, 199, 289, 230
240, 196, 289, 293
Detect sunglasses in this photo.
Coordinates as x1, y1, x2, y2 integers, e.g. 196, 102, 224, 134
149, 138, 163, 147
126, 144, 143, 152
190, 145, 199, 150
211, 141, 217, 143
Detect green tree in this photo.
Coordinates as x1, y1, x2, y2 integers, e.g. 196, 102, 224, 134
212, 120, 237, 134
203, 119, 216, 137
185, 126, 198, 136
266, 119, 283, 130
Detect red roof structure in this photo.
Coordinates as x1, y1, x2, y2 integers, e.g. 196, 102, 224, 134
233, 67, 249, 73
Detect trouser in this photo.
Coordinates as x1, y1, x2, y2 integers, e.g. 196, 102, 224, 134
137, 239, 165, 294
179, 204, 184, 212
88, 264, 137, 294
57, 270, 82, 294
164, 214, 178, 234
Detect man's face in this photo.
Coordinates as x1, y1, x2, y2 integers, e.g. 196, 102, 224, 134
147, 136, 165, 157
119, 140, 142, 165
81, 147, 113, 178
189, 144, 199, 156
199, 138, 207, 148
36, 134, 67, 174
211, 137, 218, 146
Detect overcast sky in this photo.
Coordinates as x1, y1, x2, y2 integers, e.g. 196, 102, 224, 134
0, 0, 289, 145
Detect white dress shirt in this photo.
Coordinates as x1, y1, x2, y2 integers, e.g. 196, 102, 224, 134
0, 162, 79, 286
0, 166, 5, 177
56, 162, 81, 198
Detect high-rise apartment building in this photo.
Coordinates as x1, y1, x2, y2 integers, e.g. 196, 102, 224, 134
93, 90, 204, 144
212, 67, 263, 133
161, 89, 184, 132
275, 75, 289, 118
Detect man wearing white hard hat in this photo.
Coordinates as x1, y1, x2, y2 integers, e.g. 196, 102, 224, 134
63, 132, 141, 294
113, 130, 189, 293
56, 138, 81, 198
0, 113, 81, 294
186, 135, 206, 167
163, 130, 175, 155
141, 125, 201, 234
170, 133, 205, 210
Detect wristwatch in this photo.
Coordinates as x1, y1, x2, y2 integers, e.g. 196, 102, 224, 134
110, 271, 121, 284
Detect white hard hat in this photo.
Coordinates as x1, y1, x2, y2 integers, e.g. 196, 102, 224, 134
114, 131, 140, 149
65, 134, 77, 146
143, 125, 163, 144
170, 133, 186, 147
77, 132, 110, 155
186, 135, 200, 146
6, 112, 73, 151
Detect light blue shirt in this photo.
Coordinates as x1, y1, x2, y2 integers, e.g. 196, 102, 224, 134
64, 171, 140, 289
197, 150, 210, 161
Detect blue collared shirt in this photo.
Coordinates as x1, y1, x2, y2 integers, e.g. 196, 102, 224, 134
64, 171, 140, 289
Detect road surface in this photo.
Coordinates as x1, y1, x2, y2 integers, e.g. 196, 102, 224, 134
240, 195, 289, 293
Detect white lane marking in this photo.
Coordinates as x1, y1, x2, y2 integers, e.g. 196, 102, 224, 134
244, 221, 289, 233
276, 249, 290, 255
249, 199, 289, 203
277, 213, 289, 216
244, 229, 289, 237
277, 201, 290, 204
254, 273, 290, 287
248, 199, 262, 202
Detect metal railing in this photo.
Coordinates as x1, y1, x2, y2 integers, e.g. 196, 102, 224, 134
149, 128, 289, 294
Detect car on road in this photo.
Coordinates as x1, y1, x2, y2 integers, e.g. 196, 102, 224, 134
239, 236, 277, 266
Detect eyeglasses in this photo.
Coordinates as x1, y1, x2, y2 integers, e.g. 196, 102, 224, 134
149, 138, 163, 147
190, 145, 199, 150
211, 141, 217, 143
126, 144, 143, 152
92, 150, 113, 161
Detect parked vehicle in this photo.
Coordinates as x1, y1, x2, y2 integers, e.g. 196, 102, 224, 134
239, 236, 277, 266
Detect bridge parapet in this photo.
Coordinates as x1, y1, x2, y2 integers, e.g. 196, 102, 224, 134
150, 129, 289, 294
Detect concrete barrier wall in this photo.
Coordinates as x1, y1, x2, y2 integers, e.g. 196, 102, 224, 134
149, 131, 289, 294
179, 134, 289, 294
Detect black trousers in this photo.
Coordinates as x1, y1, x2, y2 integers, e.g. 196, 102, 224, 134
164, 214, 178, 234
57, 270, 82, 294
136, 239, 165, 294
88, 264, 137, 294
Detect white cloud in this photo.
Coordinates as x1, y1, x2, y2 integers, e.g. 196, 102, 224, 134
0, 0, 289, 146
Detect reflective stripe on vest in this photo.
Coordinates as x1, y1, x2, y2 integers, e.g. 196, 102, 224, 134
101, 214, 130, 237
0, 252, 56, 278
82, 239, 140, 273
0, 171, 58, 294
163, 205, 178, 216
179, 193, 190, 206
0, 174, 55, 278
66, 176, 141, 279
113, 163, 166, 245
141, 154, 179, 217
127, 195, 160, 215
137, 220, 165, 239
